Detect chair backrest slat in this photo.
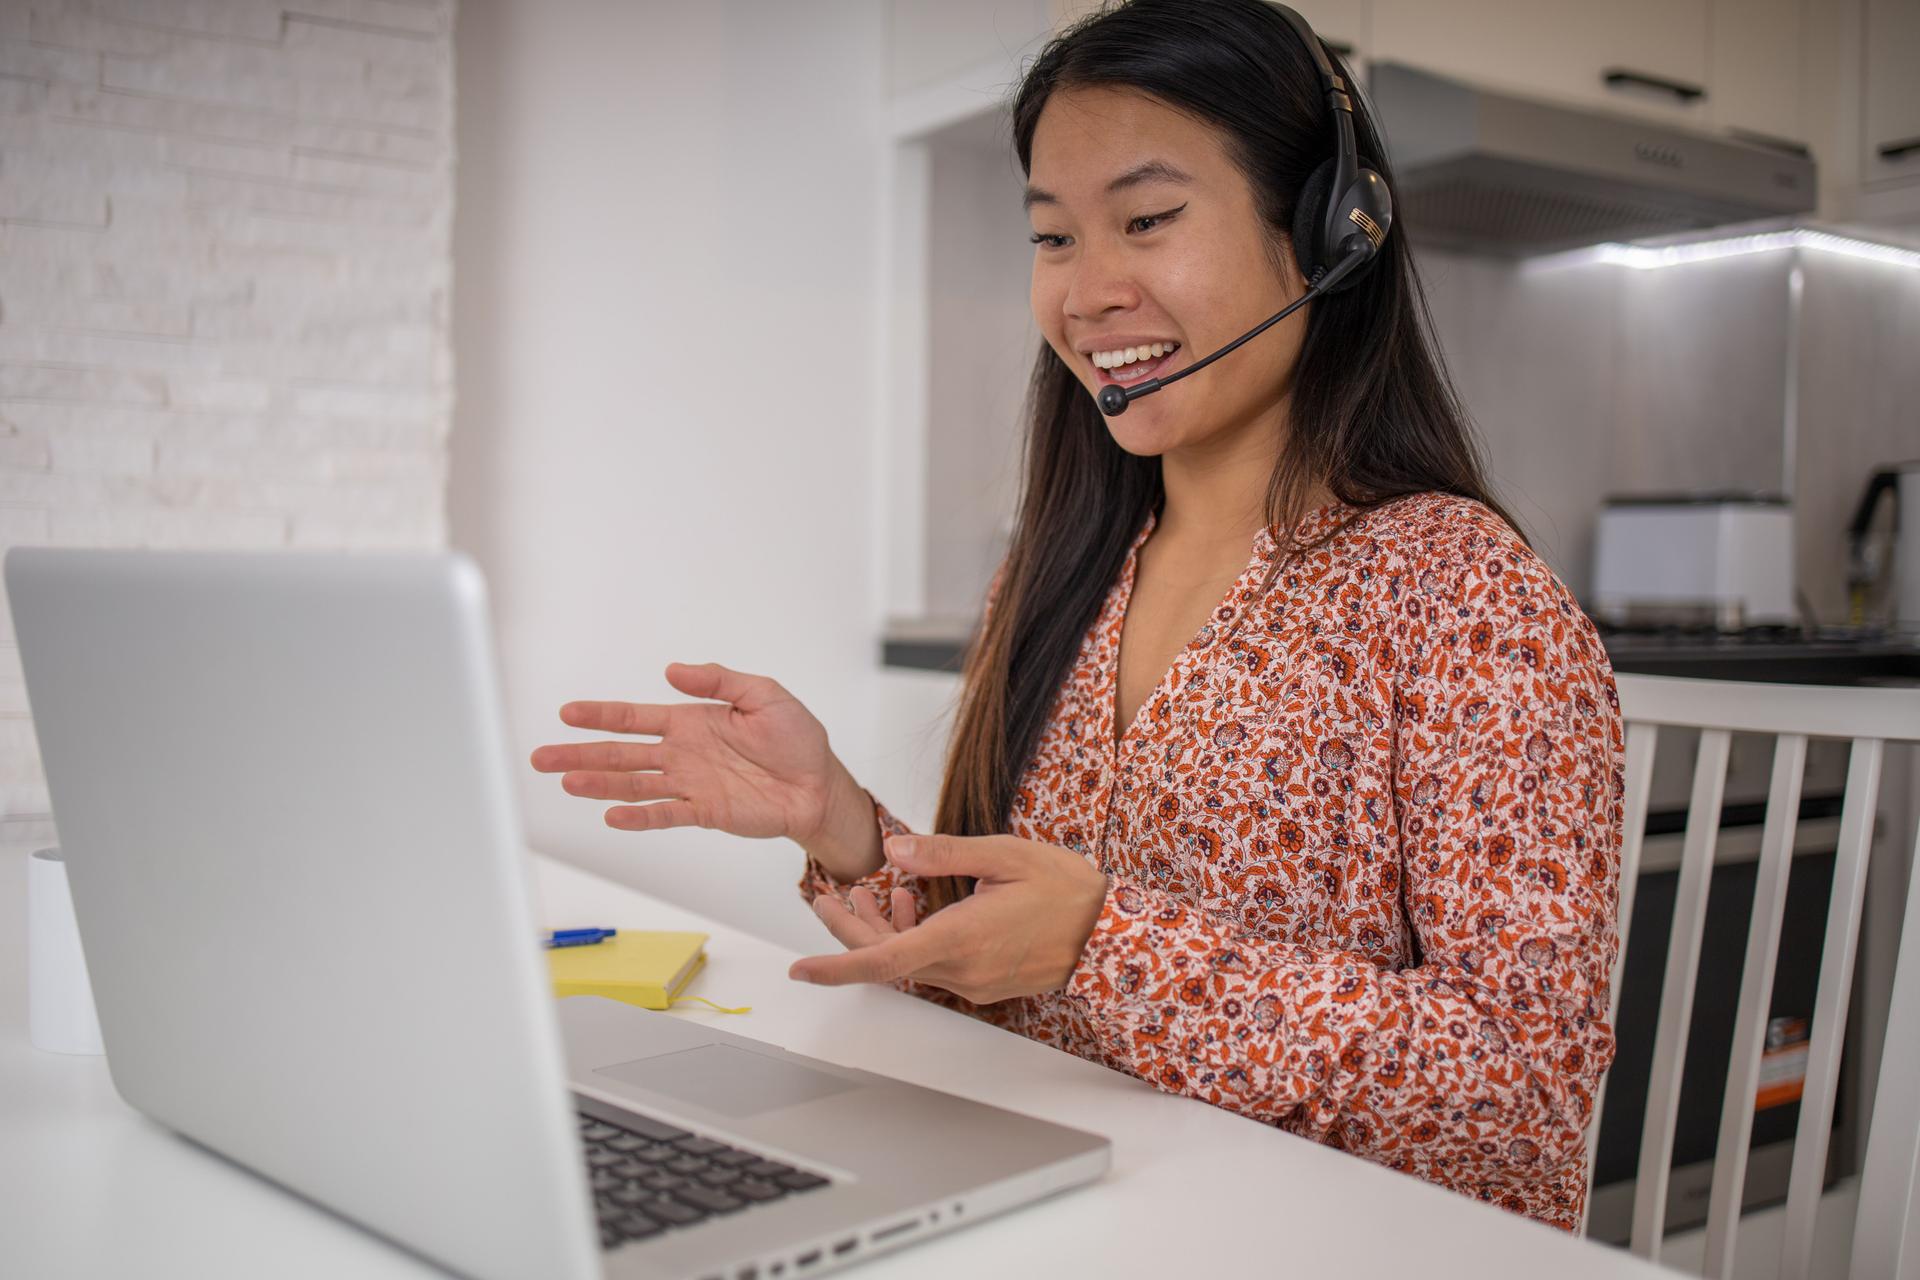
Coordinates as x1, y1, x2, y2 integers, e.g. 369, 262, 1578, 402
1703, 732, 1808, 1277
1580, 720, 1661, 1236
1781, 737, 1885, 1280
1631, 726, 1733, 1258
1852, 818, 1920, 1280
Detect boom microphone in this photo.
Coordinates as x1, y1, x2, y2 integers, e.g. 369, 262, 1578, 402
1096, 236, 1375, 418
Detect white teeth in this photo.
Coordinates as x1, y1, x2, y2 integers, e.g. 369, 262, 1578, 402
1090, 342, 1178, 370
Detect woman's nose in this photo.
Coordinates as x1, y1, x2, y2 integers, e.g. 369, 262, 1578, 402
1062, 240, 1141, 320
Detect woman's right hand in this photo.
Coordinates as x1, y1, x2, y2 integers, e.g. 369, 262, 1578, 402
529, 663, 883, 882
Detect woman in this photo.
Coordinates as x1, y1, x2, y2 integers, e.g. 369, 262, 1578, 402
532, 0, 1623, 1232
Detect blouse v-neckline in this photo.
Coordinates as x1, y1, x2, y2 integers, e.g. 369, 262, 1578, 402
1102, 498, 1350, 757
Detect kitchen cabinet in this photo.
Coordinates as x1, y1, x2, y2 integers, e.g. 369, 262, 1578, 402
1862, 0, 1920, 189
1370, 0, 1712, 126
1050, 0, 1367, 67
1708, 0, 1806, 149
1368, 0, 1811, 148
1278, 0, 1369, 70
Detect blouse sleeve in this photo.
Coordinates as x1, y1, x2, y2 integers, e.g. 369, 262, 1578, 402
795, 791, 930, 917
1062, 537, 1624, 1225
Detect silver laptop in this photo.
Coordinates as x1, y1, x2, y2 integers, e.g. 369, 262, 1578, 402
5, 546, 1110, 1280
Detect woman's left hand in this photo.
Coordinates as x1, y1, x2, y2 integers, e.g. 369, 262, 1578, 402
790, 834, 1109, 1004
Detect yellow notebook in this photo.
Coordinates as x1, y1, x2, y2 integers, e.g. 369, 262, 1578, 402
547, 931, 709, 1010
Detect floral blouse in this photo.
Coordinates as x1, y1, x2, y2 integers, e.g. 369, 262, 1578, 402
801, 492, 1624, 1231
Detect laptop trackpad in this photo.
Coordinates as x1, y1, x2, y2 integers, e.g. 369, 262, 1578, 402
595, 1044, 857, 1118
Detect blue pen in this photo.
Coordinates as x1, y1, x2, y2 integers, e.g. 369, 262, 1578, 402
544, 928, 617, 949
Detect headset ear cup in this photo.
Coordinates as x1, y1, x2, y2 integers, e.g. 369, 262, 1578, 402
1317, 165, 1393, 296
1291, 158, 1336, 285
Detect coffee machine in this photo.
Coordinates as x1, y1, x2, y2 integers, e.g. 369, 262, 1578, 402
1847, 462, 1920, 630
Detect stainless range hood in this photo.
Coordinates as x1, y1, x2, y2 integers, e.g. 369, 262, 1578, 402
1367, 61, 1817, 258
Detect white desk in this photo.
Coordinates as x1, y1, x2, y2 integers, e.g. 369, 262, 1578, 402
1, 843, 1670, 1279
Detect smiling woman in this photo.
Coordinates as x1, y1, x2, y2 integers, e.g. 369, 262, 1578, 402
533, 0, 1623, 1238
815, 0, 1624, 1231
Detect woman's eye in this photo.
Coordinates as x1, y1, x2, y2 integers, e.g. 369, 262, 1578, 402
1129, 203, 1186, 234
1029, 204, 1184, 250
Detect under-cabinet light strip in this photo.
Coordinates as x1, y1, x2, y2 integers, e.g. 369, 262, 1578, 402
1525, 228, 1920, 273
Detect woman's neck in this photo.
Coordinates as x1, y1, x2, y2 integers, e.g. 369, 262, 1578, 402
1154, 406, 1325, 553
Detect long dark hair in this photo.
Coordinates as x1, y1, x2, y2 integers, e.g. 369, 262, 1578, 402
925, 0, 1519, 909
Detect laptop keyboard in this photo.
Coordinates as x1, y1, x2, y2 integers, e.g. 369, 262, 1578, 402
578, 1110, 832, 1250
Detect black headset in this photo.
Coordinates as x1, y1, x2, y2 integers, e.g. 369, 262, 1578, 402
1267, 3, 1394, 292
1095, 3, 1395, 416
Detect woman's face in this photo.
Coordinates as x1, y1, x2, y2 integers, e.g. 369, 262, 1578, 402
1026, 85, 1310, 460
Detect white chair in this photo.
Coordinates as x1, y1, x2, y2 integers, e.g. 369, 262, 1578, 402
1582, 673, 1920, 1278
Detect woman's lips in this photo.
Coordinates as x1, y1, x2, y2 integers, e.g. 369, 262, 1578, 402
1091, 347, 1181, 387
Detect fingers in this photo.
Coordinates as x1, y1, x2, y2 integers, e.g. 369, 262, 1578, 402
885, 833, 1018, 882
562, 770, 678, 803
810, 893, 890, 951
557, 701, 669, 737
848, 887, 893, 934
789, 915, 951, 986
529, 740, 664, 774
889, 887, 918, 931
664, 662, 788, 712
604, 800, 699, 832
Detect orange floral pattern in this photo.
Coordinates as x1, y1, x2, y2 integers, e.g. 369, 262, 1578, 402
802, 493, 1623, 1230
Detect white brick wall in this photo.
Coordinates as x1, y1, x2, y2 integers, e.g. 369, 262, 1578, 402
0, 0, 455, 845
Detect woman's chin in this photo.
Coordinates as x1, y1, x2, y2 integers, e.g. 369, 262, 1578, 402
1101, 407, 1180, 458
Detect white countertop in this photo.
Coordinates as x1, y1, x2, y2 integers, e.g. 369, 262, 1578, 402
0, 842, 1671, 1278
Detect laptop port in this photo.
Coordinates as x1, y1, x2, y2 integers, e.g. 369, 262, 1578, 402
870, 1219, 919, 1242
795, 1249, 822, 1269
833, 1238, 857, 1256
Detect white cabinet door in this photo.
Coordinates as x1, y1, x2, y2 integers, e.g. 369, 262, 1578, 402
1054, 0, 1370, 72
1863, 0, 1920, 187
1708, 0, 1806, 148
1265, 0, 1371, 85
1285, 0, 1367, 58
1371, 0, 1711, 126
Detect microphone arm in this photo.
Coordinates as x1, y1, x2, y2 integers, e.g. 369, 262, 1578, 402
1096, 238, 1374, 417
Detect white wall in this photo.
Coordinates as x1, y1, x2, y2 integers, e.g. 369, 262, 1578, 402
0, 0, 455, 849
452, 0, 905, 953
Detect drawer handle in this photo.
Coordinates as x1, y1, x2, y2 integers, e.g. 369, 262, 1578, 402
1603, 68, 1706, 103
1880, 137, 1920, 161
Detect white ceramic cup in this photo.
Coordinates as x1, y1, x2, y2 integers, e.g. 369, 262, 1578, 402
27, 847, 105, 1056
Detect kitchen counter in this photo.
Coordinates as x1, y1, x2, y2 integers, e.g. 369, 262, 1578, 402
1597, 631, 1920, 685
881, 621, 1920, 687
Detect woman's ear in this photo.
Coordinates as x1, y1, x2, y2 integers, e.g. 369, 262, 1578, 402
1268, 232, 1311, 300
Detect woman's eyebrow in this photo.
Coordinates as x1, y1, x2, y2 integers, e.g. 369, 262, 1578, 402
1023, 159, 1194, 212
